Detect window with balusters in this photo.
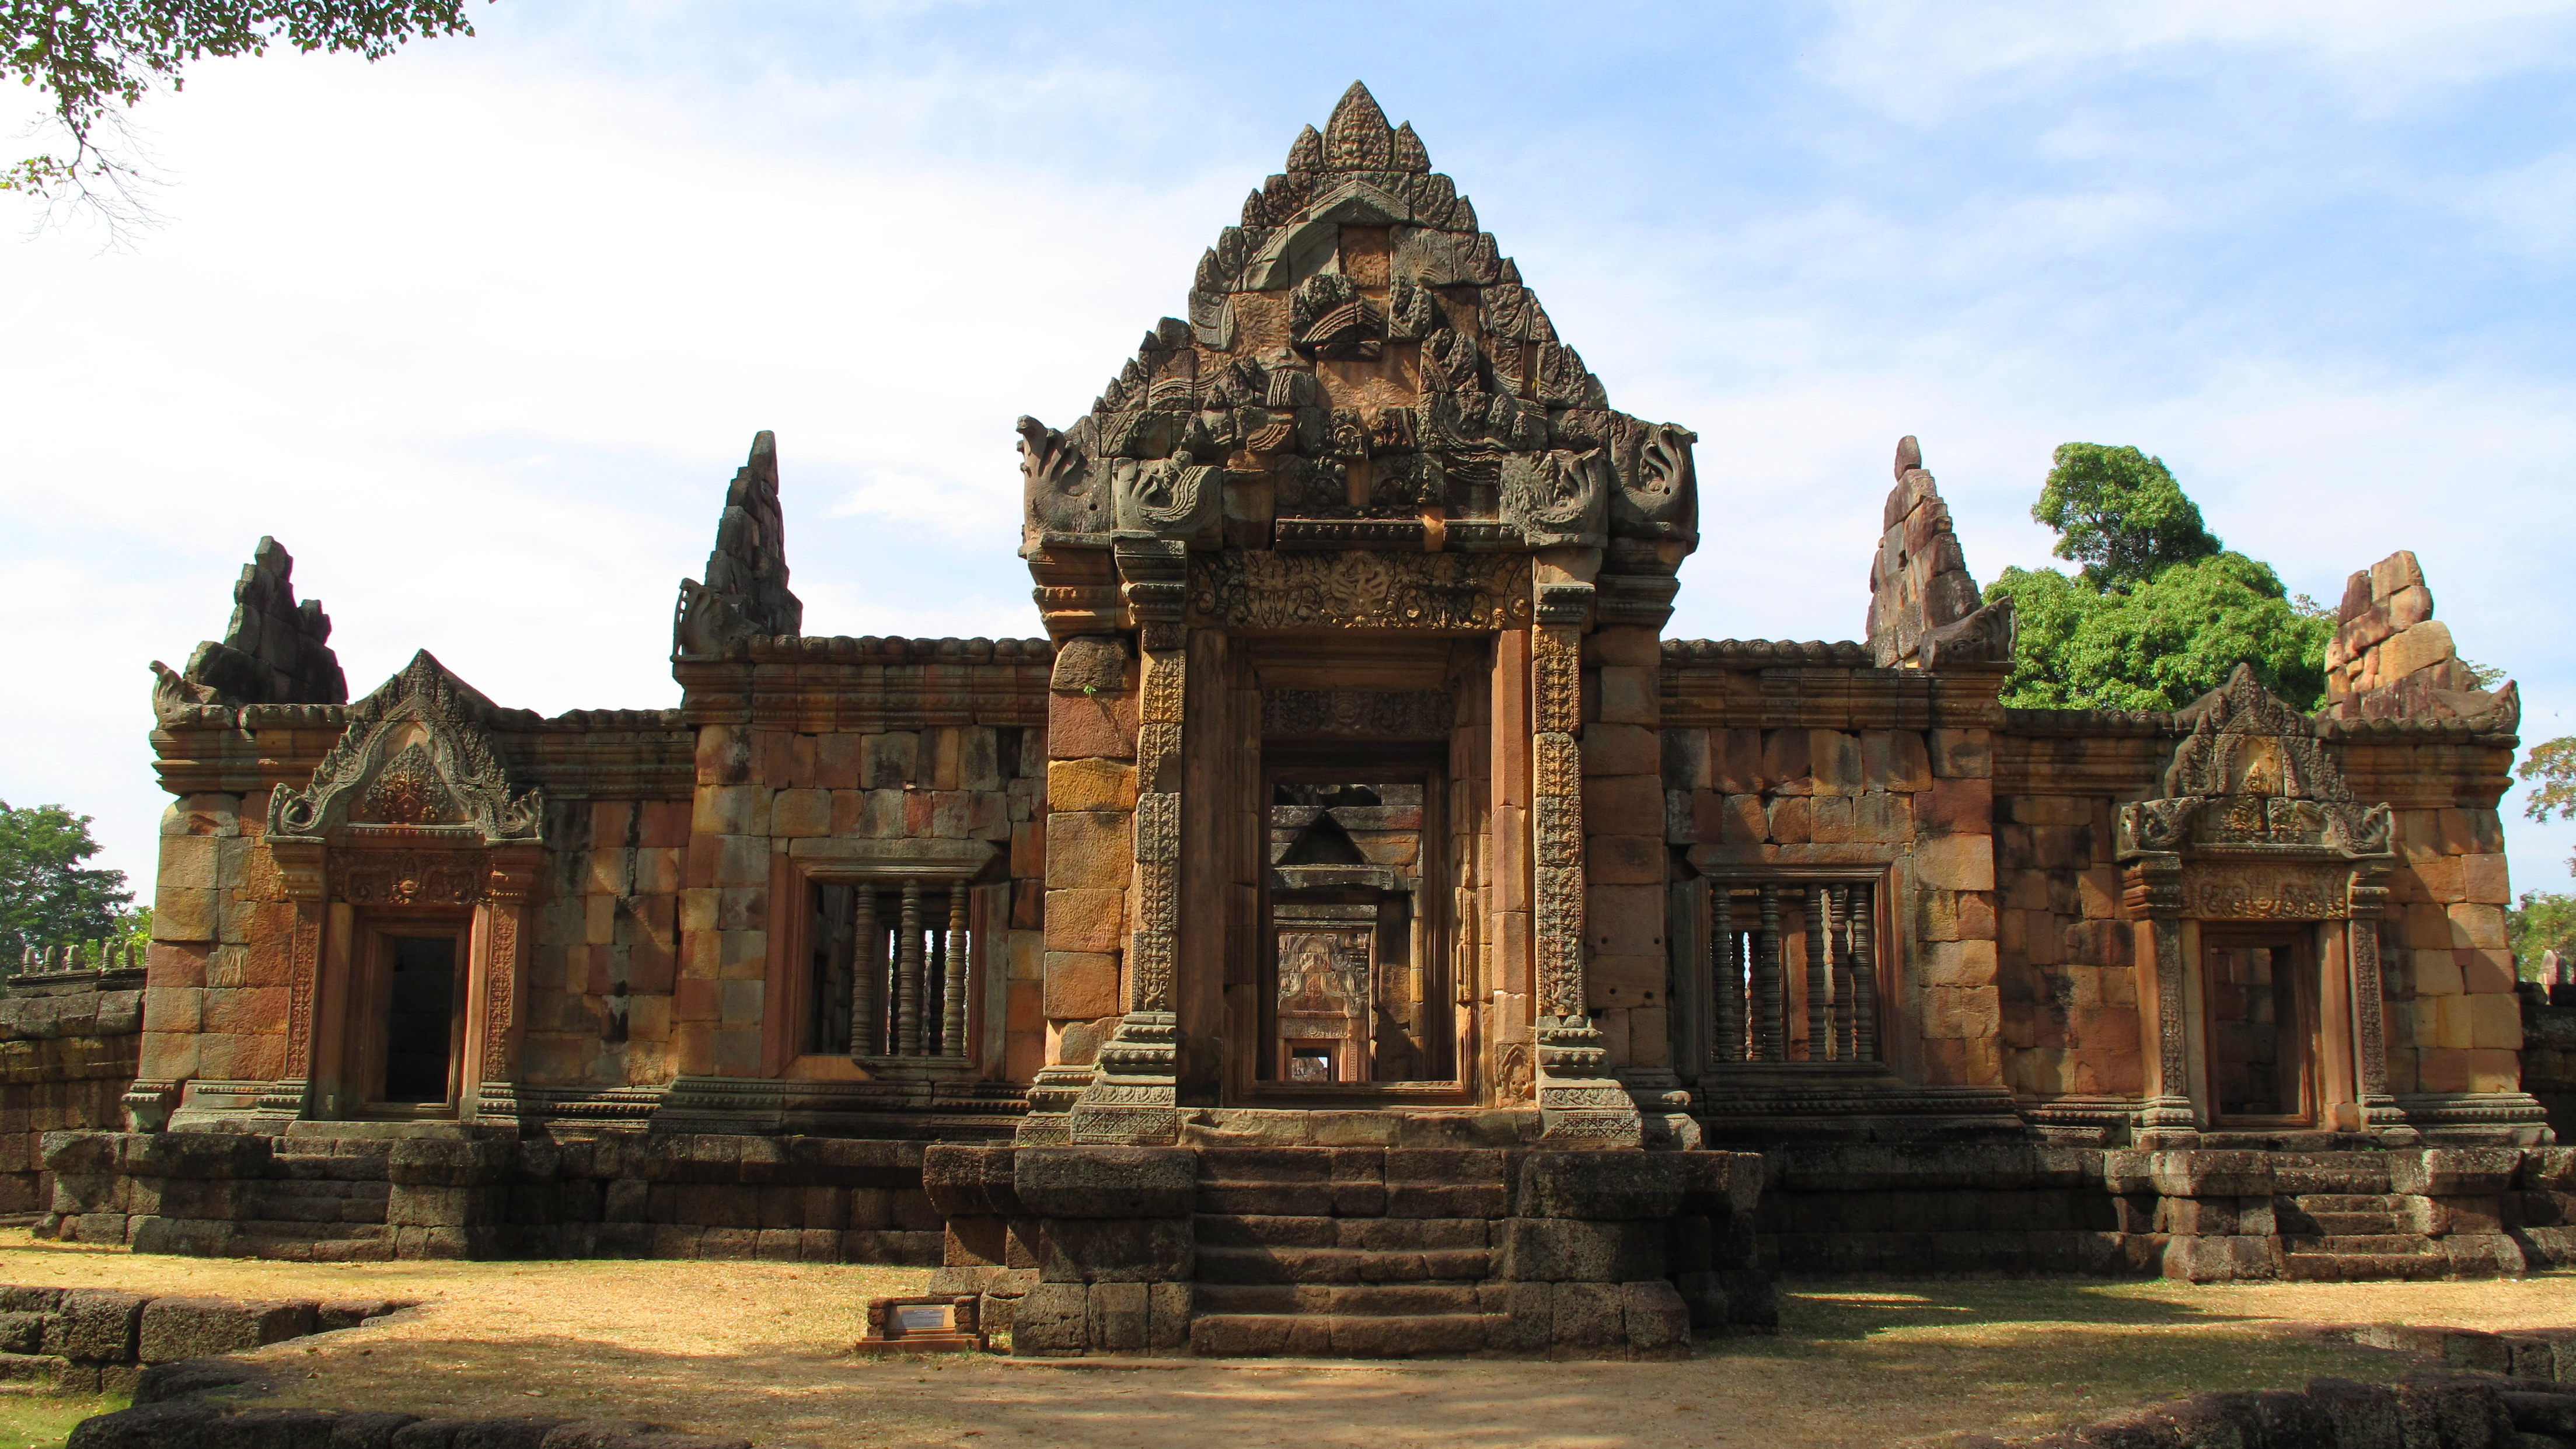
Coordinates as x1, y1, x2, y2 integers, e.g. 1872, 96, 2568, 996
1704, 878, 1883, 1067
807, 878, 979, 1063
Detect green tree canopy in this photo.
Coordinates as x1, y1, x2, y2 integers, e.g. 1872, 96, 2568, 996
4, 1, 486, 225
1987, 446, 2332, 711
2033, 443, 2225, 591
0, 801, 132, 967
2512, 891, 2576, 978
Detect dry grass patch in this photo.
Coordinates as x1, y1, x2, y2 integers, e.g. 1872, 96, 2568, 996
5, 1230, 2575, 1448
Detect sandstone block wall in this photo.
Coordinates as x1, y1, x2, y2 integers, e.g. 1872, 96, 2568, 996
43, 1129, 943, 1265
0, 979, 141, 1216
2382, 802, 2519, 1097
1659, 645, 2003, 1088
1991, 782, 2142, 1102
673, 715, 1045, 1080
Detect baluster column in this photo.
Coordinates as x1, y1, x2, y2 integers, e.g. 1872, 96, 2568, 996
1712, 885, 1743, 1063
942, 888, 970, 1058
1756, 884, 1785, 1062
1804, 884, 1832, 1061
1831, 885, 1856, 1061
895, 880, 924, 1057
1851, 882, 1877, 1062
849, 887, 879, 1056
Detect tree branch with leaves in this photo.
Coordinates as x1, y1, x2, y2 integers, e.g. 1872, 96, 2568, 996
4, 1, 486, 230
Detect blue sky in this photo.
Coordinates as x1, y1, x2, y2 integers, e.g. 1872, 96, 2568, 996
7, 0, 2576, 898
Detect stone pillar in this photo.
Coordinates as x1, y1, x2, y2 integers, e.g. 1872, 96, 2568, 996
1067, 540, 1188, 1146
1529, 580, 1640, 1146
469, 844, 542, 1122
2126, 852, 2197, 1147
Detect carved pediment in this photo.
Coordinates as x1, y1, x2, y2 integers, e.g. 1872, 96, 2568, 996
2116, 664, 2390, 860
268, 651, 543, 846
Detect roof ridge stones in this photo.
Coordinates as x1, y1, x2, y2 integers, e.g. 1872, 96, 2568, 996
675, 431, 804, 658
149, 537, 347, 721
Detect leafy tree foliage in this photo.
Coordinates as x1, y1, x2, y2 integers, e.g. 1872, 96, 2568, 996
3, 1, 485, 225
0, 801, 131, 967
1987, 445, 2331, 711
2033, 444, 2226, 591
2511, 891, 2576, 978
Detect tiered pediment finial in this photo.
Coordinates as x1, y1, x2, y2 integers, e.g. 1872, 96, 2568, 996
1018, 82, 1699, 599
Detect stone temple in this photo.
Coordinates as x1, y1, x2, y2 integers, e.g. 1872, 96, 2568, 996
51, 83, 2561, 1356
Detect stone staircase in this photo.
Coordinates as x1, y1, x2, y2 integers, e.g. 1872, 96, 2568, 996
1184, 1146, 1520, 1357
2279, 1192, 2448, 1281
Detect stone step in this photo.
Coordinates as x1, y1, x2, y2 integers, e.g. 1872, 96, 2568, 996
2282, 1252, 2451, 1282
1188, 1312, 1506, 1358
2295, 1194, 2407, 1213
1195, 1182, 1507, 1219
1193, 1215, 1491, 1252
2296, 1213, 2406, 1236
1194, 1283, 1488, 1317
2287, 1234, 2436, 1256
1195, 1245, 1490, 1286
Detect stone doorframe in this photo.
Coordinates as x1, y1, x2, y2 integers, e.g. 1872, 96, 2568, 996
2115, 667, 2402, 1147
2120, 850, 2398, 1144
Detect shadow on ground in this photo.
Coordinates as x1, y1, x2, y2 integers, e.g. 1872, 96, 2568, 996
218, 1279, 2413, 1449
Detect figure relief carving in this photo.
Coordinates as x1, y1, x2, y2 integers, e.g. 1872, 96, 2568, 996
1114, 458, 1222, 544
2181, 862, 2350, 920
1261, 690, 1455, 738
331, 850, 487, 907
1190, 553, 1531, 630
1500, 449, 1609, 546
268, 651, 543, 847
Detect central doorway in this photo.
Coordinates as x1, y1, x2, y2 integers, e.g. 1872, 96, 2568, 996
2202, 927, 2317, 1127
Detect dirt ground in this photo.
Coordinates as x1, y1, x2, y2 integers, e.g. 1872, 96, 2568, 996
5, 1231, 2575, 1448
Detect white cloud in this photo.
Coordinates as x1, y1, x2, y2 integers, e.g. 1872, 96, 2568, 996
1814, 0, 2576, 111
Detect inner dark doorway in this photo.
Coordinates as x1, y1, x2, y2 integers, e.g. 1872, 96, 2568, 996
382, 934, 461, 1105
2202, 929, 2316, 1126
1261, 756, 1449, 1086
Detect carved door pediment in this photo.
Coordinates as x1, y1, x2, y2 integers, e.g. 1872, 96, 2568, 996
267, 651, 543, 847
2116, 664, 2392, 871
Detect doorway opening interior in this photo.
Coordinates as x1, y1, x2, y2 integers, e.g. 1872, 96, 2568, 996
2203, 929, 2317, 1127
379, 932, 463, 1106
1261, 753, 1453, 1088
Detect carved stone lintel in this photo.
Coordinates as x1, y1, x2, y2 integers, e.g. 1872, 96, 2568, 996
1189, 553, 1531, 630
1261, 690, 1455, 738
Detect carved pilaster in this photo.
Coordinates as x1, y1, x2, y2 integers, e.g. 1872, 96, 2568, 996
2346, 864, 2411, 1136
2125, 853, 2196, 1146
260, 839, 327, 1119
1528, 581, 1639, 1146
1066, 541, 1189, 1145
473, 844, 543, 1121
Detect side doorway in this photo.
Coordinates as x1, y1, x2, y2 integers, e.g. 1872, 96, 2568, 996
2201, 927, 2319, 1129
